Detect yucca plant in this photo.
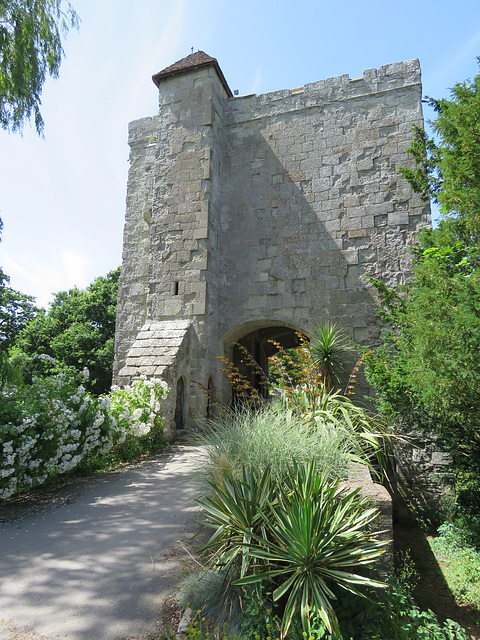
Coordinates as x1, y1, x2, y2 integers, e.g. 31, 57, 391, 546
234, 461, 387, 640
197, 461, 387, 640
197, 465, 277, 578
310, 322, 354, 390
278, 386, 395, 484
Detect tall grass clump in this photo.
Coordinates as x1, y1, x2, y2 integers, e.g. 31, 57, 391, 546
194, 405, 353, 489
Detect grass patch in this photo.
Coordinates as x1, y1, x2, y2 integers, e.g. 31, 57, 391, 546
429, 523, 480, 616
193, 405, 356, 490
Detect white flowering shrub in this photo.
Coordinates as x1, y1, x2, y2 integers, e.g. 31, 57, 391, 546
101, 377, 170, 464
110, 377, 169, 435
0, 370, 169, 500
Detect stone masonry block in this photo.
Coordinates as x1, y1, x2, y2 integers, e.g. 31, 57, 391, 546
348, 229, 367, 238
388, 211, 410, 225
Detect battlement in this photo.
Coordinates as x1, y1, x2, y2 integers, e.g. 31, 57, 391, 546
229, 59, 421, 122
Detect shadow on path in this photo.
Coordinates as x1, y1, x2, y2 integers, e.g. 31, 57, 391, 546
0, 444, 203, 640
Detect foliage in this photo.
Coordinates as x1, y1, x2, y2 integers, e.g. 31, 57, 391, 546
364, 220, 480, 479
177, 568, 248, 634
178, 579, 283, 639
399, 60, 480, 231
86, 376, 169, 469
219, 325, 357, 409
173, 571, 470, 640
198, 460, 387, 639
158, 608, 282, 640
198, 466, 277, 579
0, 0, 79, 135
269, 332, 371, 410
0, 369, 169, 499
278, 386, 394, 484
365, 62, 480, 485
326, 577, 470, 640
0, 220, 38, 382
211, 329, 391, 482
268, 334, 322, 394
194, 406, 354, 488
451, 481, 480, 547
234, 463, 386, 639
309, 323, 354, 391
0, 266, 38, 353
0, 366, 115, 498
267, 345, 305, 388
13, 267, 120, 395
429, 523, 480, 615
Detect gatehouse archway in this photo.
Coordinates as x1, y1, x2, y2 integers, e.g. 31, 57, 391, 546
223, 321, 307, 402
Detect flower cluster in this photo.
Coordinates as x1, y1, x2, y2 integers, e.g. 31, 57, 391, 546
109, 377, 169, 437
0, 370, 169, 500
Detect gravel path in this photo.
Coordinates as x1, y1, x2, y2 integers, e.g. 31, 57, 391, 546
0, 444, 202, 640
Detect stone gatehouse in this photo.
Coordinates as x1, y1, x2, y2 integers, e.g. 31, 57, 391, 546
113, 51, 430, 436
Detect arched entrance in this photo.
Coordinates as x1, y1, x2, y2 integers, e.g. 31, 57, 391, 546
174, 377, 186, 430
227, 323, 307, 401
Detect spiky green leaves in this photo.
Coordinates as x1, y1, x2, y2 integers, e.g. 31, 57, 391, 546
198, 460, 387, 640
310, 323, 354, 391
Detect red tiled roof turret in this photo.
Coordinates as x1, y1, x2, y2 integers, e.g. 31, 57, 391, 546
152, 51, 233, 97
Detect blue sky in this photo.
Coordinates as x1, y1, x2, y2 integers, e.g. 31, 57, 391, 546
1, 0, 480, 307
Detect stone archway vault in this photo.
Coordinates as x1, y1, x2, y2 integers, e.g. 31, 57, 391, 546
226, 323, 307, 400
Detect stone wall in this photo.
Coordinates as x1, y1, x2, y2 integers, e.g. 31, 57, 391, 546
219, 60, 426, 342
113, 53, 431, 436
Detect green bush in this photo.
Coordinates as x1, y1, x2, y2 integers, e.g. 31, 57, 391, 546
0, 368, 116, 498
93, 376, 170, 467
175, 572, 469, 639
429, 523, 480, 613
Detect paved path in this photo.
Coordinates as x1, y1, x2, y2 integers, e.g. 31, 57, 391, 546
0, 444, 203, 640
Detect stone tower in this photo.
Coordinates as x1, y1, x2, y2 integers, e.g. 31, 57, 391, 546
113, 51, 430, 436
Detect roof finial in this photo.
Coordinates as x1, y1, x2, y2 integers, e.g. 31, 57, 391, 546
191, 46, 194, 54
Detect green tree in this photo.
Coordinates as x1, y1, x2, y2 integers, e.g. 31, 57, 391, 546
14, 267, 120, 394
0, 217, 38, 383
0, 0, 79, 135
365, 61, 480, 484
399, 58, 480, 235
0, 266, 37, 350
